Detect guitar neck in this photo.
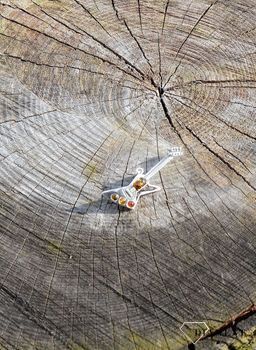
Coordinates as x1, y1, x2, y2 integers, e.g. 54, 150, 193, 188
144, 149, 182, 180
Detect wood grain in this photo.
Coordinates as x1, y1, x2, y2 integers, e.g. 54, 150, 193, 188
0, 0, 255, 349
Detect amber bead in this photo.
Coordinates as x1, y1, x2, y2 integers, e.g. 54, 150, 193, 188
133, 178, 146, 190
118, 197, 126, 206
127, 201, 135, 208
111, 193, 119, 202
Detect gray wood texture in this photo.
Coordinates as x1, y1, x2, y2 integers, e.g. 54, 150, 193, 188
0, 0, 255, 349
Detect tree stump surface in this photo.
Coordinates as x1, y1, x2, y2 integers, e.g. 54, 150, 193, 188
0, 0, 256, 349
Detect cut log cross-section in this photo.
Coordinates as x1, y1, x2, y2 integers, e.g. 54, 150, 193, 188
0, 0, 255, 349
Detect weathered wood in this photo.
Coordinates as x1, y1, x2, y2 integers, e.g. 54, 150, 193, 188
0, 0, 255, 349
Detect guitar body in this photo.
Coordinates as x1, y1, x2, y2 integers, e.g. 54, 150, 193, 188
102, 168, 160, 209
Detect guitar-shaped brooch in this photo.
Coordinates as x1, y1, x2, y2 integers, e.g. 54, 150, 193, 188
102, 147, 182, 209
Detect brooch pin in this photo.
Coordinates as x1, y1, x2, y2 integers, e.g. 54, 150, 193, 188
102, 147, 183, 209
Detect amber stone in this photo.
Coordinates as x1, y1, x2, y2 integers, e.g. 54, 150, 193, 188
127, 201, 135, 208
133, 178, 146, 190
111, 193, 119, 202
118, 197, 126, 206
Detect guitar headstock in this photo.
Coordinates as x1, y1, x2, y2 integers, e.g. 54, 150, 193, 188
168, 147, 183, 157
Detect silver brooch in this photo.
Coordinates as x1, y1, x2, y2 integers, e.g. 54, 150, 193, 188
102, 147, 183, 209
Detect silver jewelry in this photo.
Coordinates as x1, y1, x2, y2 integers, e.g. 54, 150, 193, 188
102, 147, 183, 210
